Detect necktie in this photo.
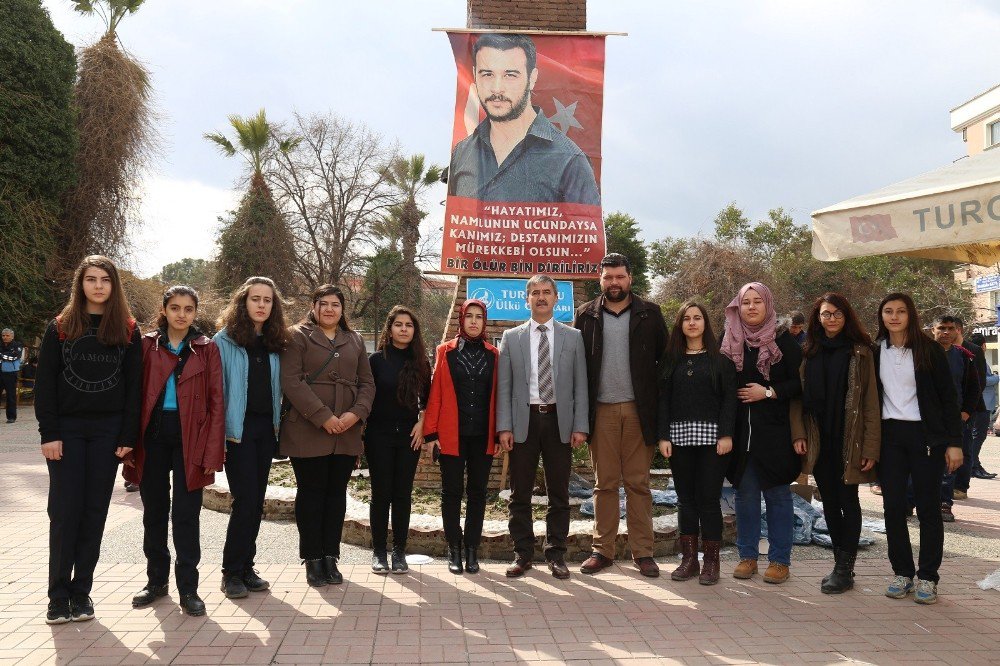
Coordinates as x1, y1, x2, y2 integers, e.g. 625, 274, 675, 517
537, 325, 554, 403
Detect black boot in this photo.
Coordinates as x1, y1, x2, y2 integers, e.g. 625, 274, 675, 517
821, 548, 856, 594
304, 559, 328, 587
821, 549, 839, 587
324, 555, 343, 584
447, 543, 463, 574
371, 550, 389, 574
464, 546, 480, 574
391, 548, 408, 573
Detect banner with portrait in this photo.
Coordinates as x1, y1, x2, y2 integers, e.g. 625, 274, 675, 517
441, 31, 607, 279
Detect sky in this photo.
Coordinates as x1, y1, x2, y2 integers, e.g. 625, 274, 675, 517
40, 0, 1000, 278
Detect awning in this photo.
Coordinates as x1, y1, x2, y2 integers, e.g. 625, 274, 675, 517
811, 148, 1000, 265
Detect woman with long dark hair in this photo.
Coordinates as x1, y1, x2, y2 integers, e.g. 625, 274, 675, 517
797, 292, 880, 594
423, 299, 499, 575
35, 255, 142, 624
874, 293, 962, 604
366, 305, 432, 574
721, 282, 804, 585
280, 285, 375, 586
657, 300, 737, 585
214, 277, 289, 598
126, 286, 224, 616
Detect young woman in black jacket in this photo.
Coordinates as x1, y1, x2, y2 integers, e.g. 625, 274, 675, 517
657, 300, 737, 585
366, 306, 431, 574
35, 255, 142, 624
874, 293, 963, 605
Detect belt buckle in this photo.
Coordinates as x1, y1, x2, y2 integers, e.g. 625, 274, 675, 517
538, 404, 551, 414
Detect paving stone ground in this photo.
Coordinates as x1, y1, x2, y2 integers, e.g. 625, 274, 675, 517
2, 415, 999, 665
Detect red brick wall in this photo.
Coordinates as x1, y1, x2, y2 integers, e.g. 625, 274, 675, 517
467, 0, 586, 31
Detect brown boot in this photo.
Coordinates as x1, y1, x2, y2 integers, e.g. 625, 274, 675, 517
698, 540, 721, 585
671, 535, 700, 581
733, 558, 758, 579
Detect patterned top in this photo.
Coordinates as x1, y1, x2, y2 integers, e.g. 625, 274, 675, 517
669, 420, 719, 447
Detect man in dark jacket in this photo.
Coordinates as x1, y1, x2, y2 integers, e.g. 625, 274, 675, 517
1, 328, 24, 423
932, 316, 981, 519
573, 253, 667, 577
955, 321, 995, 482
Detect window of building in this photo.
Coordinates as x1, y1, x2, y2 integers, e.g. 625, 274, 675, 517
991, 120, 1000, 148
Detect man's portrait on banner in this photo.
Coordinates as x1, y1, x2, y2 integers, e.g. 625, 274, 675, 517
447, 33, 601, 206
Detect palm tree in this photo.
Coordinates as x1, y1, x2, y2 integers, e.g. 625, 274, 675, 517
381, 155, 442, 308
205, 110, 299, 296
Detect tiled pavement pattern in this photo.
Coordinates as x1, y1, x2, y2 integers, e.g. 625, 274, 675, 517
2, 416, 999, 665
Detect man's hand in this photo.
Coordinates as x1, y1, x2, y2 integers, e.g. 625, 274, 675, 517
793, 439, 807, 455
945, 446, 963, 474
498, 431, 514, 452
571, 432, 588, 448
658, 439, 672, 459
41, 440, 63, 461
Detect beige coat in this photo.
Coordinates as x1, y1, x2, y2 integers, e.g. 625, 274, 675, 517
792, 343, 881, 485
279, 323, 375, 458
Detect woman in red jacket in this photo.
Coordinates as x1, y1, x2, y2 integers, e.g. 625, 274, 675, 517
423, 299, 498, 575
124, 286, 225, 616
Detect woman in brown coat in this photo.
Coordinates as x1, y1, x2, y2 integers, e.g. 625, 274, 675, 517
280, 285, 374, 587
795, 292, 880, 594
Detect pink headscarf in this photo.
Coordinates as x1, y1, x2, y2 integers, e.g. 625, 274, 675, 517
720, 282, 783, 380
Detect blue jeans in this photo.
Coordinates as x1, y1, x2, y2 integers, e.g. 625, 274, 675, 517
735, 458, 793, 565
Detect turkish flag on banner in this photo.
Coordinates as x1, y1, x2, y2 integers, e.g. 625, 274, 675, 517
448, 32, 606, 184
850, 214, 899, 243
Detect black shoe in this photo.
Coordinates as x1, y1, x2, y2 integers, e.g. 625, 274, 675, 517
323, 555, 343, 584
69, 595, 94, 622
821, 549, 839, 586
304, 559, 328, 587
242, 568, 269, 592
391, 549, 408, 574
372, 550, 389, 574
45, 599, 71, 625
821, 548, 856, 594
447, 544, 463, 574
124, 482, 140, 492
180, 593, 206, 616
464, 546, 480, 574
221, 572, 249, 598
6, 418, 15, 424
132, 583, 168, 608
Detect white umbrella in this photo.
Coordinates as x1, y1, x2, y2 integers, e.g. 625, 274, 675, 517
812, 148, 1000, 265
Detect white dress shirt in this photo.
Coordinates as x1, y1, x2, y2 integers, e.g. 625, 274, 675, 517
880, 340, 921, 421
528, 317, 556, 404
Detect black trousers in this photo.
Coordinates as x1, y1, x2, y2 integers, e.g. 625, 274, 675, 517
290, 453, 355, 560
670, 444, 728, 541
811, 440, 862, 554
140, 411, 203, 594
222, 413, 275, 575
47, 414, 122, 600
508, 411, 571, 560
1, 371, 16, 420
878, 419, 945, 583
439, 436, 493, 547
365, 434, 420, 552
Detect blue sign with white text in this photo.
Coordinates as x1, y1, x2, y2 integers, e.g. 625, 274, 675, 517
467, 279, 575, 322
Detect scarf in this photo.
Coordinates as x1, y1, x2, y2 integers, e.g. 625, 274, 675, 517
457, 298, 489, 344
720, 282, 782, 380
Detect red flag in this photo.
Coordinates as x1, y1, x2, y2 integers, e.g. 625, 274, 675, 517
850, 214, 898, 243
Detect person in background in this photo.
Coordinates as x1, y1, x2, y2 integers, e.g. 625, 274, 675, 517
35, 255, 141, 624
955, 324, 993, 483
788, 311, 806, 347
969, 332, 999, 479
126, 286, 224, 617
722, 282, 804, 585
365, 305, 431, 574
875, 294, 962, 604
280, 285, 375, 587
796, 293, 880, 594
1, 327, 24, 423
423, 299, 499, 575
657, 300, 736, 586
215, 277, 288, 598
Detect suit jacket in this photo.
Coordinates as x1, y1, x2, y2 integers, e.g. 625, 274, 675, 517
497, 319, 589, 444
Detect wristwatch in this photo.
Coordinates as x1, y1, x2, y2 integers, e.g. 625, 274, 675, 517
764, 387, 774, 399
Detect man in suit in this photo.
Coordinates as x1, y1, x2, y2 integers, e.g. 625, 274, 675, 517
497, 275, 588, 579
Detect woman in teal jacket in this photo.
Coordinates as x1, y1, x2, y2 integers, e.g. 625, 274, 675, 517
213, 277, 288, 599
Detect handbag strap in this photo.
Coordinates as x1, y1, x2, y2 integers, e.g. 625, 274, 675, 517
305, 347, 338, 385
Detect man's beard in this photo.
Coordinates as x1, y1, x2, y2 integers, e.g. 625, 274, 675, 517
481, 83, 532, 122
603, 286, 629, 303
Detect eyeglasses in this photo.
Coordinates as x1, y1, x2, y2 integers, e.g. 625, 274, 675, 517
819, 311, 844, 321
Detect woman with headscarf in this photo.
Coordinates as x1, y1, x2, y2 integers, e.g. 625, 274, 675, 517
423, 299, 499, 575
721, 282, 804, 585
